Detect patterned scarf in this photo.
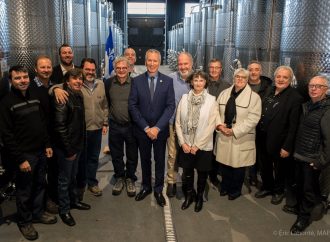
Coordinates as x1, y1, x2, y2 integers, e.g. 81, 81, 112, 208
183, 89, 207, 144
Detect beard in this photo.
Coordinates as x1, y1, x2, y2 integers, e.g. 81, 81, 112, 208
179, 70, 192, 80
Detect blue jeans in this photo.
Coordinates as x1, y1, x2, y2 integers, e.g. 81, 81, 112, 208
85, 129, 102, 187
56, 148, 80, 214
108, 120, 138, 181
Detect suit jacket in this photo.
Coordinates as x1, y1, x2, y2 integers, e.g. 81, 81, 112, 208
128, 71, 175, 140
260, 86, 303, 155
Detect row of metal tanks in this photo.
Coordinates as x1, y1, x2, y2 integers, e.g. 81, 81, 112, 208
0, 0, 124, 79
168, 0, 330, 86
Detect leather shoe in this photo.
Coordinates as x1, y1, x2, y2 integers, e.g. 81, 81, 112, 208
71, 201, 91, 210
282, 205, 298, 215
220, 190, 228, 197
154, 192, 166, 207
32, 212, 57, 224
228, 193, 241, 200
194, 194, 203, 212
60, 213, 76, 226
271, 193, 285, 205
255, 190, 272, 198
290, 219, 310, 234
166, 183, 177, 198
135, 189, 152, 201
181, 190, 196, 210
210, 177, 220, 187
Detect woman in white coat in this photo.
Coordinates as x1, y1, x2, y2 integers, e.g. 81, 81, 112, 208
215, 68, 261, 200
176, 71, 218, 212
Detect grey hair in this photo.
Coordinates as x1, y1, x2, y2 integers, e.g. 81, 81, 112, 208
310, 75, 329, 87
274, 65, 294, 82
178, 52, 193, 64
145, 49, 161, 62
113, 56, 130, 69
208, 58, 222, 68
247, 60, 262, 70
233, 68, 249, 79
124, 47, 136, 56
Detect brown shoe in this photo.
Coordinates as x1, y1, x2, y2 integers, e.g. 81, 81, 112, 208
88, 185, 103, 196
46, 199, 58, 214
126, 178, 136, 197
32, 212, 57, 224
19, 223, 38, 240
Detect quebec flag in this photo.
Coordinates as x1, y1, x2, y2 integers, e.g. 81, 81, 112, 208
104, 25, 115, 78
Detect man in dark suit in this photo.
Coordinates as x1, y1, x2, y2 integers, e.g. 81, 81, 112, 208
255, 66, 303, 206
128, 49, 175, 207
50, 44, 75, 84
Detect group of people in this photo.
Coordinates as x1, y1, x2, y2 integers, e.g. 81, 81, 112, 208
0, 44, 329, 240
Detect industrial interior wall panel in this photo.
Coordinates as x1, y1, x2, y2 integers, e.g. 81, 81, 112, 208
189, 11, 201, 63
235, 0, 283, 77
7, 0, 61, 70
72, 0, 86, 65
63, 0, 74, 48
265, 0, 284, 76
177, 24, 184, 52
90, 0, 99, 65
97, 0, 102, 71
217, 0, 238, 83
100, 2, 110, 53
280, 0, 330, 86
172, 26, 177, 52
205, 5, 215, 70
200, 3, 207, 69
214, 0, 236, 61
168, 30, 172, 50
183, 17, 191, 52
0, 0, 9, 78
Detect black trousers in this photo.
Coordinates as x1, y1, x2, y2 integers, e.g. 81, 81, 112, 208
46, 154, 58, 203
296, 161, 322, 220
209, 132, 220, 181
109, 121, 138, 181
182, 168, 208, 195
220, 163, 245, 197
16, 151, 46, 225
137, 135, 167, 193
260, 147, 295, 194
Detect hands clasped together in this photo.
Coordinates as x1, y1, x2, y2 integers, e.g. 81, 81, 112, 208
182, 143, 199, 155
216, 124, 234, 137
146, 127, 159, 140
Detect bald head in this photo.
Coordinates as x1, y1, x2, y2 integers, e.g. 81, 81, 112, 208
124, 48, 136, 66
177, 52, 193, 80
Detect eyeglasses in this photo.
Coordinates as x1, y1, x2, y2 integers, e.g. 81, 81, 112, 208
116, 67, 128, 71
308, 84, 328, 89
235, 75, 247, 79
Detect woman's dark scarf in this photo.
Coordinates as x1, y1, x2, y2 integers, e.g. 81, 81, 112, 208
224, 86, 245, 128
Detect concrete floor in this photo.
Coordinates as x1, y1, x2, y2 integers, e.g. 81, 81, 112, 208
1, 138, 330, 242
1, 66, 330, 241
